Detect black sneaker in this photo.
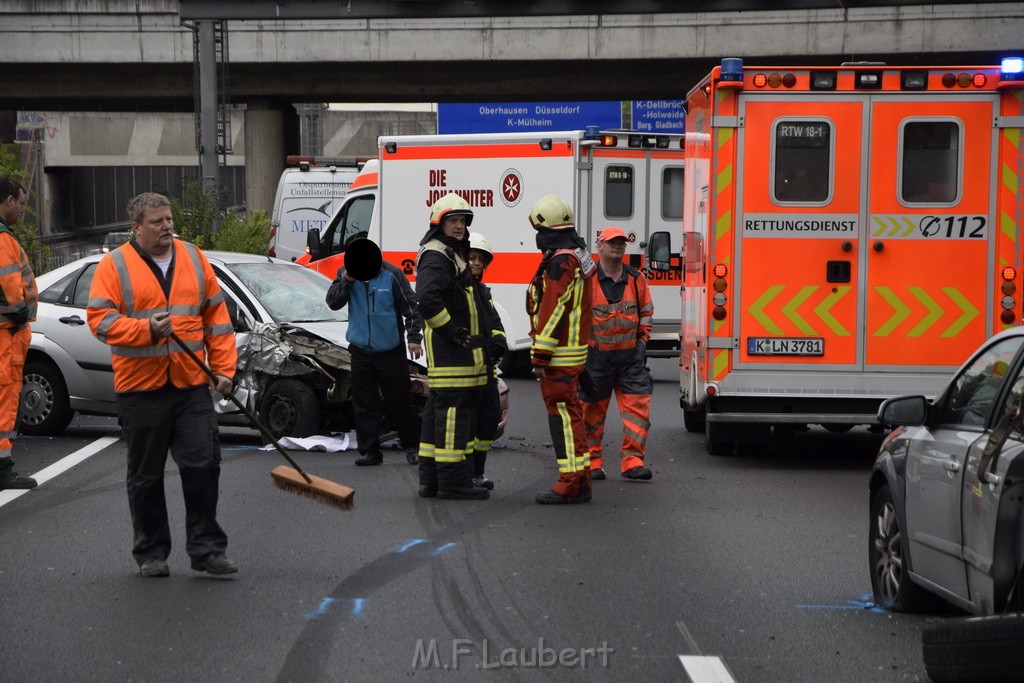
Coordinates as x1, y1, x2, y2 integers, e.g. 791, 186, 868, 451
190, 552, 238, 575
354, 453, 384, 466
0, 472, 38, 490
591, 468, 606, 481
535, 489, 589, 505
622, 466, 652, 481
139, 558, 170, 577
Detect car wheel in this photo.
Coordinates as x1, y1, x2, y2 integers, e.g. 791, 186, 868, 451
682, 404, 705, 433
19, 361, 75, 436
258, 379, 320, 442
869, 483, 931, 611
704, 421, 734, 456
922, 612, 1024, 682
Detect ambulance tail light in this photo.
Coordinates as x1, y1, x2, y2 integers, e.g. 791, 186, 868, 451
999, 57, 1024, 89
901, 71, 928, 90
706, 383, 718, 397
598, 134, 618, 147
810, 71, 837, 91
941, 71, 991, 89
1001, 267, 1017, 324
712, 263, 728, 320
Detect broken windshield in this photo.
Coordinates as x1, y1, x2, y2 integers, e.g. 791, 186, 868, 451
229, 263, 346, 324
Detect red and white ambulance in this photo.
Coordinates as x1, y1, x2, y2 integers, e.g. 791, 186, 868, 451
646, 58, 1024, 454
299, 129, 684, 367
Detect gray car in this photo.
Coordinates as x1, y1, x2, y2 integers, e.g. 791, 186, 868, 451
870, 326, 1024, 680
20, 251, 508, 447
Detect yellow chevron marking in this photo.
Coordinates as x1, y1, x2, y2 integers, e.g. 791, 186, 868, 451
874, 287, 911, 337
901, 216, 917, 237
887, 216, 903, 237
780, 285, 818, 335
715, 208, 732, 240
906, 287, 943, 337
941, 287, 979, 337
748, 285, 785, 335
812, 286, 852, 336
872, 216, 888, 237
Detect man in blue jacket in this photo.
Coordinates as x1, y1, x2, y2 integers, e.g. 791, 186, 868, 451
326, 239, 424, 465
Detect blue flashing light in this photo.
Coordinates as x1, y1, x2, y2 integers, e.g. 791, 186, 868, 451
720, 57, 744, 82
1001, 57, 1024, 79
584, 125, 600, 140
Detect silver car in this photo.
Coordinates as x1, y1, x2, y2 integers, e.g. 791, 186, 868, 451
21, 251, 509, 446
870, 327, 1024, 679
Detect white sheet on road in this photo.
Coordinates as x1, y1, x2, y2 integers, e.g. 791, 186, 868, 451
261, 433, 353, 452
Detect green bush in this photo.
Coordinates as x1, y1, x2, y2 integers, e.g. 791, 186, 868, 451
212, 209, 270, 255
1, 145, 50, 274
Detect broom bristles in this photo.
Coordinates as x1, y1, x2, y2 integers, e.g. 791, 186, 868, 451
270, 465, 355, 511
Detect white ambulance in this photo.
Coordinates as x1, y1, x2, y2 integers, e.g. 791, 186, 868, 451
268, 156, 363, 262
298, 128, 684, 369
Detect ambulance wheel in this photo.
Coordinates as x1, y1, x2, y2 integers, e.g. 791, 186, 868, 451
259, 379, 320, 442
704, 422, 734, 456
682, 405, 705, 433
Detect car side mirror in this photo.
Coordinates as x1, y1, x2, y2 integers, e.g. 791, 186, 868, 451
878, 395, 928, 425
232, 307, 252, 333
646, 231, 672, 272
306, 228, 322, 261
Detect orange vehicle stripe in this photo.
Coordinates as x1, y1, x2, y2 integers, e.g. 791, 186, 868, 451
351, 172, 378, 190
592, 149, 684, 160
385, 143, 574, 160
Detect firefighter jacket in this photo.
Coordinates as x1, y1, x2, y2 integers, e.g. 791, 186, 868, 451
87, 239, 237, 394
416, 236, 488, 389
590, 263, 653, 351
0, 221, 37, 330
476, 279, 507, 369
527, 249, 593, 368
326, 261, 423, 353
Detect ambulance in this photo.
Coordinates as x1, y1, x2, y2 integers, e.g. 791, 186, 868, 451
267, 155, 364, 262
298, 128, 684, 368
645, 57, 1024, 454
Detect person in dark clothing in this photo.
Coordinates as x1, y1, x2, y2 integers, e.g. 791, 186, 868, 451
415, 193, 489, 500
326, 238, 423, 466
466, 232, 507, 490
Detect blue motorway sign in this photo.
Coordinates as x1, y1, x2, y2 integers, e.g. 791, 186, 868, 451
630, 100, 685, 133
438, 101, 622, 134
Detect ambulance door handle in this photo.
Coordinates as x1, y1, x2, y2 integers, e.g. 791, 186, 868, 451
873, 241, 884, 252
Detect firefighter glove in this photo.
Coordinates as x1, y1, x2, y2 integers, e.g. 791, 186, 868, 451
451, 326, 472, 348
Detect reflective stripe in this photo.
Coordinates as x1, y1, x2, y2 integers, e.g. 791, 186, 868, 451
95, 310, 120, 341
417, 442, 436, 460
427, 376, 488, 389
87, 297, 118, 309
203, 290, 225, 309
110, 250, 134, 314
0, 430, 16, 439
428, 365, 484, 376
556, 401, 577, 472
473, 438, 493, 452
0, 263, 18, 276
111, 343, 168, 358
183, 243, 206, 306
0, 448, 10, 459
0, 303, 24, 314
204, 322, 233, 337
425, 309, 452, 328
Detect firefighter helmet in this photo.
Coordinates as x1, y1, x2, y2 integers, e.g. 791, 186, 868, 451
429, 192, 474, 227
468, 232, 493, 266
528, 194, 575, 230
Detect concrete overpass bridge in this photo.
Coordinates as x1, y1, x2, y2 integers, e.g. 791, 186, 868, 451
1, 0, 1021, 215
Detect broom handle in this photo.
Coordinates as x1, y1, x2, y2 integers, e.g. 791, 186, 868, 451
169, 330, 313, 483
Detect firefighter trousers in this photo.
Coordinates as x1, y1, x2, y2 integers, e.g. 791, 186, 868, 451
470, 376, 501, 477
0, 326, 30, 465
538, 365, 590, 496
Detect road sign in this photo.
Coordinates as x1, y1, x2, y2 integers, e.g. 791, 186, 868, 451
630, 100, 685, 133
438, 101, 621, 134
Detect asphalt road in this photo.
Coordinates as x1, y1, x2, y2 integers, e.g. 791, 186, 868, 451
1, 358, 942, 682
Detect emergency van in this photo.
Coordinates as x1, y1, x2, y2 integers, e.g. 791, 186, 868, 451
299, 129, 684, 367
268, 156, 363, 262
646, 58, 1024, 454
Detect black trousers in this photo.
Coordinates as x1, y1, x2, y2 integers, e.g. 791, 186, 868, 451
117, 384, 227, 564
350, 344, 419, 455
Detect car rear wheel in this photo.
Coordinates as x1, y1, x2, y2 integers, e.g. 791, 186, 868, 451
682, 404, 705, 433
922, 612, 1024, 682
869, 483, 931, 611
259, 379, 320, 442
19, 361, 74, 436
704, 421, 734, 456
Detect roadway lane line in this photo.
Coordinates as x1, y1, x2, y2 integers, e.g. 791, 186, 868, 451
678, 655, 736, 683
0, 435, 120, 509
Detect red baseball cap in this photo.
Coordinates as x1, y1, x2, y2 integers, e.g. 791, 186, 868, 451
597, 226, 627, 243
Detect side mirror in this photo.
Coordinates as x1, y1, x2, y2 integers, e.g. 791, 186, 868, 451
646, 231, 672, 272
232, 306, 252, 333
306, 228, 322, 261
878, 395, 929, 426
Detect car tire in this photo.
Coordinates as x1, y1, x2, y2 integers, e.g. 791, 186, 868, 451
19, 360, 75, 436
704, 421, 734, 456
869, 483, 932, 611
682, 404, 705, 433
258, 379, 320, 442
922, 612, 1024, 682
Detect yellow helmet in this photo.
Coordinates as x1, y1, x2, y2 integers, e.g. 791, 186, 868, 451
528, 194, 574, 230
429, 192, 474, 227
468, 232, 493, 265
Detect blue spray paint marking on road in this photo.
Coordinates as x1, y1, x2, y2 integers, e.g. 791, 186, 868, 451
432, 542, 457, 555
796, 593, 887, 613
394, 538, 428, 553
352, 598, 365, 616
304, 597, 338, 620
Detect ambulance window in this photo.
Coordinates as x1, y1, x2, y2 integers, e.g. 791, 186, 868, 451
900, 121, 960, 205
772, 120, 832, 204
334, 195, 375, 252
605, 165, 634, 218
662, 167, 684, 220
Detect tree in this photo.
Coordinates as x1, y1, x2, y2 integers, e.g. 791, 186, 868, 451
170, 180, 269, 255
0, 144, 50, 275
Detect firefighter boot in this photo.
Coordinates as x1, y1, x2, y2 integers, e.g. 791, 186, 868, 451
590, 454, 606, 481
469, 450, 494, 490
417, 457, 438, 498
535, 473, 590, 505
437, 462, 489, 500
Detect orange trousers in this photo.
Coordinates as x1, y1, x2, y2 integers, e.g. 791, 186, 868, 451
0, 327, 30, 460
583, 389, 650, 473
538, 365, 590, 497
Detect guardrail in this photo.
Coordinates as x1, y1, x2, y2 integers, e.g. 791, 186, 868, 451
34, 222, 132, 273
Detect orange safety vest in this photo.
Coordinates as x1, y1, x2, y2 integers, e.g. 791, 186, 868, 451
0, 224, 37, 330
87, 240, 237, 393
590, 264, 653, 351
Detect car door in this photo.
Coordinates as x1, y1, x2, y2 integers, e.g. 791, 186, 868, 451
904, 335, 1024, 600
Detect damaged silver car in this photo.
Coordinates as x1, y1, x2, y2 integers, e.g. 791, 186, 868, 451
21, 251, 507, 442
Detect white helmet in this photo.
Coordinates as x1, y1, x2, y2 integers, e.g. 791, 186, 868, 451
468, 232, 493, 266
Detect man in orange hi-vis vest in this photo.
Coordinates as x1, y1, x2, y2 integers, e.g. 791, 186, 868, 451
88, 192, 238, 578
0, 178, 38, 491
581, 226, 654, 482
527, 194, 595, 505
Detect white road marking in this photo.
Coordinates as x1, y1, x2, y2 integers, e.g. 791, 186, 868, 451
679, 655, 736, 683
0, 435, 120, 508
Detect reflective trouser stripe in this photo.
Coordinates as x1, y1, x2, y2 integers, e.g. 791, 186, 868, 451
539, 367, 588, 473
583, 390, 650, 471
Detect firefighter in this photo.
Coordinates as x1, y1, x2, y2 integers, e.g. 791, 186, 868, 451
581, 226, 654, 481
527, 194, 595, 504
466, 232, 507, 489
0, 178, 38, 491
415, 193, 489, 500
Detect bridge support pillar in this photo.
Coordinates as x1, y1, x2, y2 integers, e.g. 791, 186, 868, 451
243, 99, 295, 215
